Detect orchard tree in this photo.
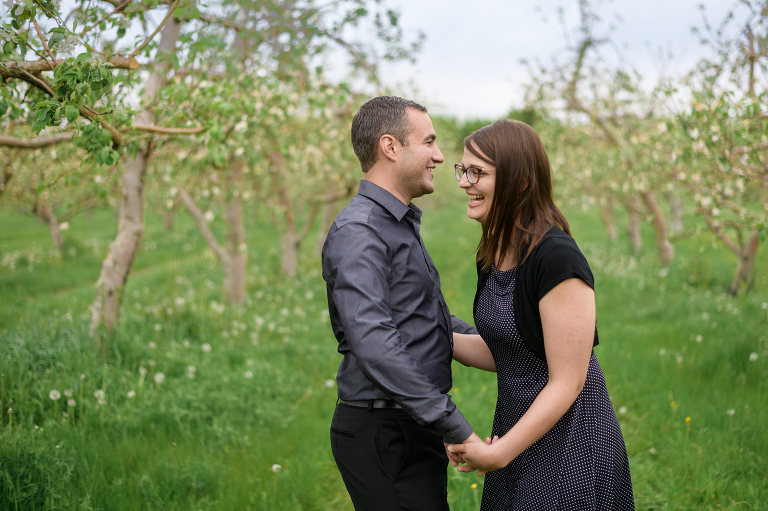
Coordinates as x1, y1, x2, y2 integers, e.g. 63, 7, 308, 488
151, 0, 417, 303
1, 1, 206, 343
525, 2, 677, 264
0, 141, 116, 250
673, 0, 768, 294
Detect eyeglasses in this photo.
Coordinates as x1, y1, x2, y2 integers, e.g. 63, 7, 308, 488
454, 164, 488, 184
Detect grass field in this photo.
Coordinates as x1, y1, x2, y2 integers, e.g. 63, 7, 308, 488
1, 179, 766, 509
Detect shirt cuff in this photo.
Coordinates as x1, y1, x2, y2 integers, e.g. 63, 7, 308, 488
433, 406, 474, 444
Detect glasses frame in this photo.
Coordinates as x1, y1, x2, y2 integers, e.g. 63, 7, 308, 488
454, 163, 488, 184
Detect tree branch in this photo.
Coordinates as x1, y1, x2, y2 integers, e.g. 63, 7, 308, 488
698, 207, 741, 255
0, 132, 75, 148
78, 0, 133, 37
130, 124, 204, 135
128, 0, 182, 59
0, 56, 140, 79
178, 189, 228, 262
32, 19, 57, 69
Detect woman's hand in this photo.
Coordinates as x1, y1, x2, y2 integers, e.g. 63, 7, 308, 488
447, 435, 504, 473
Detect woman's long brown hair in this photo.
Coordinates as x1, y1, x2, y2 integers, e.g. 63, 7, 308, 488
464, 120, 570, 271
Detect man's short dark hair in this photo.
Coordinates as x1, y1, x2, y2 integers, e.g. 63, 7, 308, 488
350, 96, 428, 172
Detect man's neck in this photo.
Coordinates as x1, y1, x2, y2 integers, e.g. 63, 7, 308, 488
363, 172, 411, 205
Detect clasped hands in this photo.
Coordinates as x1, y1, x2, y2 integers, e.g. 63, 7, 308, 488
445, 432, 503, 474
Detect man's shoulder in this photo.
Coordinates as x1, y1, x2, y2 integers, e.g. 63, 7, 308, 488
333, 194, 377, 228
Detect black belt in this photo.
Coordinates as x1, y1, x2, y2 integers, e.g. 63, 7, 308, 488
339, 399, 403, 409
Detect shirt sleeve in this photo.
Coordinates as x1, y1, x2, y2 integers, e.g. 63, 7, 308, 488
324, 220, 473, 443
451, 316, 478, 335
533, 235, 595, 301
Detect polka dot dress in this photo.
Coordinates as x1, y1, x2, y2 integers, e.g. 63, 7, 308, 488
476, 267, 634, 510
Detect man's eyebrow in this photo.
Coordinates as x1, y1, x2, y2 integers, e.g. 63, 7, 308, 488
424, 133, 437, 142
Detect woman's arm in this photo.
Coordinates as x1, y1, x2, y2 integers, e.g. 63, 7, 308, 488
453, 332, 496, 372
448, 278, 595, 471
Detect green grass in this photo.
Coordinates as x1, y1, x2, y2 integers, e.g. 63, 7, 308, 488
1, 189, 766, 509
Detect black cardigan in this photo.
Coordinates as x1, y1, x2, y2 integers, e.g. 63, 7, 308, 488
473, 226, 599, 361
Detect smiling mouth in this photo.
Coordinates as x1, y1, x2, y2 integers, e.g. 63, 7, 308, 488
468, 194, 484, 204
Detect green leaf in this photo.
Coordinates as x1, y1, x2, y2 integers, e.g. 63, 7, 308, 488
2, 41, 13, 56
0, 100, 7, 116
64, 104, 80, 122
49, 33, 65, 47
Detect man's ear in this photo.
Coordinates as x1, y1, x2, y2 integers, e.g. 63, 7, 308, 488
379, 134, 399, 162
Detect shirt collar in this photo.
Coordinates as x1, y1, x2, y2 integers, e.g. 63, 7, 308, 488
357, 180, 422, 223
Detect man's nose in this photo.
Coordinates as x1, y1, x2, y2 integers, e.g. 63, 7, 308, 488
432, 143, 445, 163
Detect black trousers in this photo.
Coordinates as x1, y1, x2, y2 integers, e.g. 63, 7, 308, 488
330, 403, 450, 511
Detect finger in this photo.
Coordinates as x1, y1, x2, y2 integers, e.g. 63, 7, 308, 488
484, 437, 492, 445
457, 464, 477, 473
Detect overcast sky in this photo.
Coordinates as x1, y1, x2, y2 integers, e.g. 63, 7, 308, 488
369, 0, 738, 120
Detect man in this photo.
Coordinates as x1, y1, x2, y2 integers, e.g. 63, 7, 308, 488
321, 96, 481, 511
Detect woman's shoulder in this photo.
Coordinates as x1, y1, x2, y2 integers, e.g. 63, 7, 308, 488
531, 225, 584, 261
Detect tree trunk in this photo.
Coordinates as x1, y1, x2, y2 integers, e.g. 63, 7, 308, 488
224, 162, 246, 303
668, 193, 684, 235
0, 151, 13, 198
624, 196, 643, 253
641, 190, 674, 266
89, 18, 180, 340
281, 230, 299, 276
599, 198, 617, 243
730, 229, 760, 295
315, 181, 346, 254
36, 197, 63, 250
162, 206, 175, 231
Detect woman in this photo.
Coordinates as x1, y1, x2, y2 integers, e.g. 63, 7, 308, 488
447, 120, 634, 510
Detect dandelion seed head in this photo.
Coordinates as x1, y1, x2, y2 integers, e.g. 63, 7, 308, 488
67, 399, 76, 407
749, 352, 758, 361
695, 334, 703, 343
64, 389, 74, 398
271, 464, 282, 473
648, 447, 657, 455
202, 343, 212, 353
618, 406, 628, 415
127, 390, 136, 399
49, 389, 61, 401
324, 379, 335, 388
726, 409, 735, 416
154, 373, 165, 384
244, 371, 254, 379
139, 366, 148, 376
